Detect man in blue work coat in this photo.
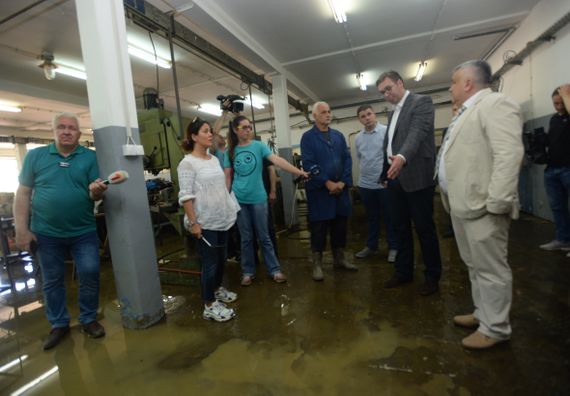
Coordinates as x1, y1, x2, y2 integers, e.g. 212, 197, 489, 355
301, 101, 357, 281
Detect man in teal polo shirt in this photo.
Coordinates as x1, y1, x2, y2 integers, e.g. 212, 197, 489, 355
14, 112, 108, 350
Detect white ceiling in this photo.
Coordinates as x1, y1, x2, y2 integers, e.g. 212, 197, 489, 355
0, 0, 541, 138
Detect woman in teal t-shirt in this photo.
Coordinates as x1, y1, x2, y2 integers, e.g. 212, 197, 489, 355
223, 115, 307, 286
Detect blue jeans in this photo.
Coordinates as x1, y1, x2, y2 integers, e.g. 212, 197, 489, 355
197, 229, 228, 303
36, 231, 100, 328
236, 202, 281, 277
358, 187, 397, 251
544, 166, 570, 242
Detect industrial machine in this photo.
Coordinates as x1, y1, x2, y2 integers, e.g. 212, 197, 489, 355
138, 106, 188, 236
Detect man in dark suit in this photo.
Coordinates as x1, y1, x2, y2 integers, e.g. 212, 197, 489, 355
376, 71, 442, 296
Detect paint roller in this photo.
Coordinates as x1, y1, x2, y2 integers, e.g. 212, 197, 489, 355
102, 170, 129, 185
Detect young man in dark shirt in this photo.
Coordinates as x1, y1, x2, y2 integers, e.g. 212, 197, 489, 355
540, 85, 570, 254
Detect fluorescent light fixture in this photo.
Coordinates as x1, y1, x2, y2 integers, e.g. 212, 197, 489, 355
356, 73, 367, 91
414, 61, 427, 82
236, 95, 265, 110
128, 45, 172, 69
198, 103, 222, 116
0, 103, 22, 112
55, 65, 86, 80
0, 355, 28, 373
328, 0, 347, 23
11, 366, 59, 396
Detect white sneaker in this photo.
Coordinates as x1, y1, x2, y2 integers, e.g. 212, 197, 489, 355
387, 249, 398, 263
539, 240, 570, 251
355, 247, 378, 258
203, 301, 235, 322
215, 287, 238, 303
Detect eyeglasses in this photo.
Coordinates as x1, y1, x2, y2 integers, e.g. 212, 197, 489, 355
236, 124, 252, 131
378, 85, 393, 96
56, 124, 78, 132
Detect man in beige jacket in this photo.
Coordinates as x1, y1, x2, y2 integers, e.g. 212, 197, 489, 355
437, 60, 523, 349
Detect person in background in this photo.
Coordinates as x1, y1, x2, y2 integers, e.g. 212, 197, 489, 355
224, 115, 307, 286
212, 109, 230, 167
377, 71, 442, 296
14, 112, 107, 350
354, 104, 397, 262
301, 101, 357, 281
539, 84, 570, 255
178, 117, 240, 322
440, 60, 523, 349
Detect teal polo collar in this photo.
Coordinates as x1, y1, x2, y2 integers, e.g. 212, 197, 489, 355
48, 143, 87, 158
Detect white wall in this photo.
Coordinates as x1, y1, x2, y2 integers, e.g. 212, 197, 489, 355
487, 0, 570, 220
488, 0, 570, 120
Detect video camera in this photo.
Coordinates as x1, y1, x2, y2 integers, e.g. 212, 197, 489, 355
522, 127, 548, 164
216, 94, 245, 113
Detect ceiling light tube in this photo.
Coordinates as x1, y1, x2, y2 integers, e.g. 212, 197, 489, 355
128, 45, 172, 69
414, 61, 427, 82
55, 65, 87, 80
198, 104, 222, 116
236, 96, 265, 110
328, 0, 347, 24
0, 103, 23, 113
357, 73, 367, 91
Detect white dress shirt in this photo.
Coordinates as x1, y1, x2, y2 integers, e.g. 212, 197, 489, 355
386, 90, 410, 164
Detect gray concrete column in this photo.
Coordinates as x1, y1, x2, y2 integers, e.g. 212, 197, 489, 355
272, 74, 296, 227
74, 0, 164, 328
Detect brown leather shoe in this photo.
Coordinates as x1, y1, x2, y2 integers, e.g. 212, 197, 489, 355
453, 314, 479, 328
461, 331, 506, 349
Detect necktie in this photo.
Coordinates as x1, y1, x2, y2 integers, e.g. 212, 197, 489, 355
434, 105, 466, 179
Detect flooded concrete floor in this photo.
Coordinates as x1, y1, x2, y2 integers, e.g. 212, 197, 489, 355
1, 200, 569, 395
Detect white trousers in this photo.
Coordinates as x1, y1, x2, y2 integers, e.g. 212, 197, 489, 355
451, 212, 513, 339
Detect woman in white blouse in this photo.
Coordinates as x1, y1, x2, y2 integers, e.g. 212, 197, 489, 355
178, 117, 240, 322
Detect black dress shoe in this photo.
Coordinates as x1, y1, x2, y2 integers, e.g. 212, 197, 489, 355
43, 326, 70, 350
384, 275, 412, 289
419, 281, 439, 296
82, 321, 105, 338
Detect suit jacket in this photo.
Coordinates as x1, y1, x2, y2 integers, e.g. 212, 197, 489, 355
381, 92, 436, 192
301, 125, 352, 222
440, 88, 523, 220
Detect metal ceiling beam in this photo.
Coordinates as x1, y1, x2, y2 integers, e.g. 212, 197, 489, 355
282, 11, 529, 66
123, 1, 309, 115
192, 0, 319, 103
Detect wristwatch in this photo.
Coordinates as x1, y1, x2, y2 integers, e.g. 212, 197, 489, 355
188, 219, 199, 226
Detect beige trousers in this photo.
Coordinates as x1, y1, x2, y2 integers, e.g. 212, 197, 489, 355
451, 212, 512, 339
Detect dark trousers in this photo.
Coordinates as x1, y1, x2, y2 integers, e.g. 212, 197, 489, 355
197, 229, 228, 304
358, 187, 397, 250
388, 180, 441, 283
309, 216, 348, 252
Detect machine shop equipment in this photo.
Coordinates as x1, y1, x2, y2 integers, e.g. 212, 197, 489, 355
138, 107, 188, 236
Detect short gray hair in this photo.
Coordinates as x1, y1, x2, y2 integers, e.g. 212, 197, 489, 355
311, 101, 329, 116
52, 112, 80, 130
453, 60, 492, 86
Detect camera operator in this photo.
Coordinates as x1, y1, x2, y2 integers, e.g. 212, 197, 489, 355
539, 84, 570, 254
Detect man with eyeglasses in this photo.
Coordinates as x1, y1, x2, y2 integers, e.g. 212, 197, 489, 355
14, 112, 108, 350
376, 71, 442, 296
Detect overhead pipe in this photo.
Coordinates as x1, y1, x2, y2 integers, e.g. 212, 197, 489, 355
492, 11, 570, 82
